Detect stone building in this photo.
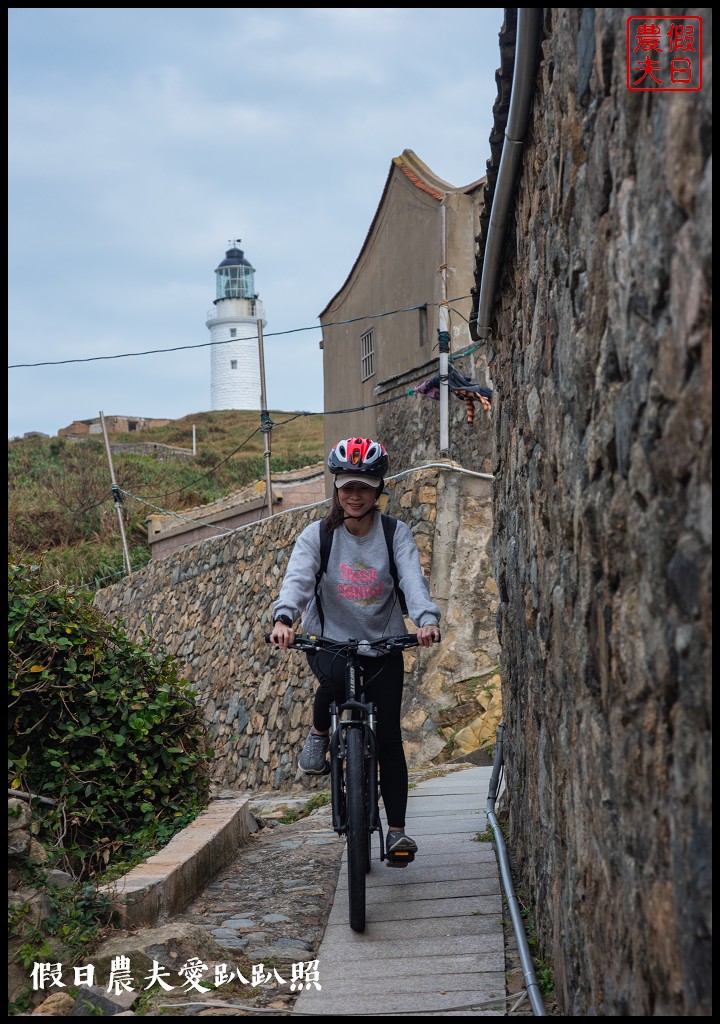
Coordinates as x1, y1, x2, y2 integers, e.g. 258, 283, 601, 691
58, 415, 171, 437
319, 149, 490, 485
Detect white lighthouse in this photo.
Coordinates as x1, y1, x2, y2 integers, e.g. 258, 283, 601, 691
206, 240, 266, 410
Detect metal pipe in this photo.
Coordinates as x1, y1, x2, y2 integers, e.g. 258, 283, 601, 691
487, 723, 547, 1015
476, 8, 543, 340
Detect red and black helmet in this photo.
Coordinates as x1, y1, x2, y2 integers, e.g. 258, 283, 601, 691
327, 437, 389, 478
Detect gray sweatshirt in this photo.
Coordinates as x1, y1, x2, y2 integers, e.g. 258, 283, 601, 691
272, 513, 441, 643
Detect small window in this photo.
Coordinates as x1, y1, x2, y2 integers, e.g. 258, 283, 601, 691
361, 330, 375, 381
230, 328, 237, 338
418, 305, 429, 347
230, 360, 238, 370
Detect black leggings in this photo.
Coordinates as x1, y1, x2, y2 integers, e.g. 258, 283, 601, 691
306, 649, 409, 828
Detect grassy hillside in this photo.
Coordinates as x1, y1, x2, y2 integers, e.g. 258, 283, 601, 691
8, 409, 325, 589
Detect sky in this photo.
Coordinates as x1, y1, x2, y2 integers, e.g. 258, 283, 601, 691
8, 7, 505, 440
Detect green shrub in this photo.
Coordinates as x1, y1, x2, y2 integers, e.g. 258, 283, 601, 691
8, 558, 213, 880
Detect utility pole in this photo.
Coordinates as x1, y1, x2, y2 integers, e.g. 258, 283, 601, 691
438, 303, 450, 452
99, 411, 132, 576
438, 205, 450, 452
257, 319, 274, 518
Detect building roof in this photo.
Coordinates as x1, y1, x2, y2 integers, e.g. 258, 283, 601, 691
147, 462, 325, 538
318, 149, 486, 320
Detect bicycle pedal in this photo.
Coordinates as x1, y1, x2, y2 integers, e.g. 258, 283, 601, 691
386, 850, 414, 867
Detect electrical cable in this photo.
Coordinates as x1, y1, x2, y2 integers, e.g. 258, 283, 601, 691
8, 296, 474, 370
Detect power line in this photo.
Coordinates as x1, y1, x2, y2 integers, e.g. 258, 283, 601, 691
7, 297, 472, 369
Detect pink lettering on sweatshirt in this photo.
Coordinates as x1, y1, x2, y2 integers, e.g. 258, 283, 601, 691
340, 562, 378, 584
337, 562, 385, 604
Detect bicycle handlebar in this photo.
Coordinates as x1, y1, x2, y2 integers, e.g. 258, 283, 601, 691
265, 632, 433, 654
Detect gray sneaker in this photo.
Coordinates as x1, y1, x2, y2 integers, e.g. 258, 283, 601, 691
386, 830, 417, 867
298, 731, 330, 774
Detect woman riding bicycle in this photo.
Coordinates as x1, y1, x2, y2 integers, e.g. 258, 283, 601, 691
269, 436, 441, 862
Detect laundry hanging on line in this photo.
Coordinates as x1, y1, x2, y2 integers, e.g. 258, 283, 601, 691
414, 364, 493, 424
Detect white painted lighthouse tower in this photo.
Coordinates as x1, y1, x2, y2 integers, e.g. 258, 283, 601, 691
206, 240, 266, 410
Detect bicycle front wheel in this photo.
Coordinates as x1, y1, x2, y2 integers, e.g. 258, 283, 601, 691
345, 726, 367, 932
365, 753, 376, 874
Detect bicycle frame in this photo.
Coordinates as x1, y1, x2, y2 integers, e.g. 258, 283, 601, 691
327, 646, 383, 860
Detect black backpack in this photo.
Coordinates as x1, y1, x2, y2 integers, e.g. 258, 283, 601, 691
313, 514, 408, 633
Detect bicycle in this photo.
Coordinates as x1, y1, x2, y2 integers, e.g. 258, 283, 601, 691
265, 631, 429, 932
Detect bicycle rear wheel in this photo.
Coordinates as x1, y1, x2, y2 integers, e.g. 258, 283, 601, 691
345, 727, 367, 932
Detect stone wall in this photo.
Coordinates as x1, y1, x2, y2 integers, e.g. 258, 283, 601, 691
488, 7, 711, 1017
108, 442, 195, 460
93, 467, 501, 795
60, 437, 195, 460
8, 796, 75, 1008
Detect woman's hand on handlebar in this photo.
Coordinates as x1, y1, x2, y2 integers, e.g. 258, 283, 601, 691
416, 624, 441, 648
269, 621, 296, 649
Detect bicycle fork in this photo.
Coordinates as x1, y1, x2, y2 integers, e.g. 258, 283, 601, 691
328, 700, 381, 845
328, 704, 346, 834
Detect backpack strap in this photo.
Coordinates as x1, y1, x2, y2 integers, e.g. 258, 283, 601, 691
314, 523, 333, 634
380, 514, 408, 614
380, 514, 399, 593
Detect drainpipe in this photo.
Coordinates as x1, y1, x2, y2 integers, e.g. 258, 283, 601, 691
476, 8, 543, 340
480, 9, 546, 1016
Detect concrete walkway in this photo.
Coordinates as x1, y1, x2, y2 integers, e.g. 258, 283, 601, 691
294, 765, 506, 1017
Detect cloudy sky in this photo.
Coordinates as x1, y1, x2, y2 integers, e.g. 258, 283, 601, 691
8, 7, 504, 439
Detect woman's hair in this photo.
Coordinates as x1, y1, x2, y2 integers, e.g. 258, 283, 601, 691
323, 481, 383, 532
